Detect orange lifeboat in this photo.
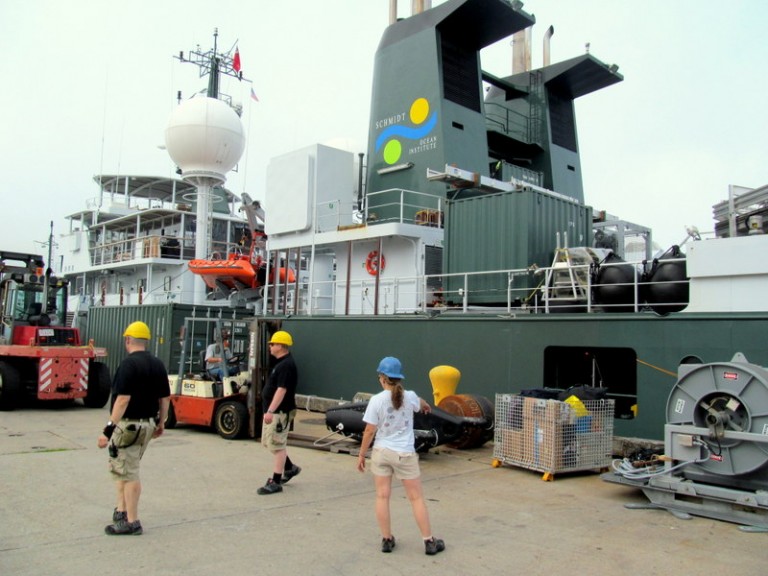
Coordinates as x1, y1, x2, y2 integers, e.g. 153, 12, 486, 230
188, 253, 296, 292
188, 254, 257, 290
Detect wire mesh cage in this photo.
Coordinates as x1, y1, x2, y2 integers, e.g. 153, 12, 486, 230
493, 394, 615, 477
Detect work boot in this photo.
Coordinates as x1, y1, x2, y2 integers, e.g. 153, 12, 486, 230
281, 464, 302, 484
424, 537, 445, 555
105, 520, 143, 536
112, 508, 127, 523
257, 478, 283, 495
381, 536, 396, 553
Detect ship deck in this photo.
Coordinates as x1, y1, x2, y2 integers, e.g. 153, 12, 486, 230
1, 406, 762, 575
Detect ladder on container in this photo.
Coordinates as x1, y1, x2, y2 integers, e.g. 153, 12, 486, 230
545, 248, 588, 300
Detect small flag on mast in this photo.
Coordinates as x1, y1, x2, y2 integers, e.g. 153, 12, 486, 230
250, 86, 259, 102
233, 48, 241, 74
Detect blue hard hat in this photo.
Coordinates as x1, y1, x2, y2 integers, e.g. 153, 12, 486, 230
377, 357, 404, 379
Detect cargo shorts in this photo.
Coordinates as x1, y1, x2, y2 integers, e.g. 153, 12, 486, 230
261, 410, 295, 452
108, 420, 156, 482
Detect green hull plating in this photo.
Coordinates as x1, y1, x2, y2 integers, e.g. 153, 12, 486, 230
278, 312, 768, 441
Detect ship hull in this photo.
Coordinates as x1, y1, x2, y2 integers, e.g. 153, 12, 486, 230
274, 312, 768, 441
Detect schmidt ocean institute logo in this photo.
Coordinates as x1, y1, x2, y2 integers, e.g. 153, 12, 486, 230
374, 97, 438, 165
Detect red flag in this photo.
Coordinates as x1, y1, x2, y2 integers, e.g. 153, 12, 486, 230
233, 48, 241, 73
250, 86, 259, 102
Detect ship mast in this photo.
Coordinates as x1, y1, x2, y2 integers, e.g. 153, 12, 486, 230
170, 30, 248, 304
174, 28, 247, 103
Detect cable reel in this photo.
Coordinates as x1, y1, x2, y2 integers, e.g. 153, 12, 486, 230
667, 353, 768, 477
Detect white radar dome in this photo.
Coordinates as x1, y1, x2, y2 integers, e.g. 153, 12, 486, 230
165, 96, 245, 182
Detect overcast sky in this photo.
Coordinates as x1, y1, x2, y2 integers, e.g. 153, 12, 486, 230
1, 0, 767, 263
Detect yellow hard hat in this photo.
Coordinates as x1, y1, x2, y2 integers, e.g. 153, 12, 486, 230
123, 321, 151, 340
268, 330, 293, 346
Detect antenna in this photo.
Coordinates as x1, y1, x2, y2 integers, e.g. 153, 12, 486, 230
34, 221, 58, 275
173, 29, 250, 104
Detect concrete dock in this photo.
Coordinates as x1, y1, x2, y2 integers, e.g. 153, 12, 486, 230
1, 405, 763, 575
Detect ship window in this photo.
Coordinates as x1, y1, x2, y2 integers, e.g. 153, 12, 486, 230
543, 346, 637, 419
441, 38, 480, 112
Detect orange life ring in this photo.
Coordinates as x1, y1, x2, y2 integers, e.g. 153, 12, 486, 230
365, 250, 386, 276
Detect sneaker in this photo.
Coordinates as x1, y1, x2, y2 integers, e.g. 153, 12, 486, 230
105, 520, 143, 536
381, 536, 396, 553
281, 464, 302, 484
424, 537, 445, 555
112, 508, 127, 523
257, 478, 283, 495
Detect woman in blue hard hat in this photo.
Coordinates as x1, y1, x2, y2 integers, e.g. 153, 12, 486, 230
357, 357, 446, 556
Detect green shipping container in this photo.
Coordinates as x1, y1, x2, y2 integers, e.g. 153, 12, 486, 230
444, 189, 593, 305
86, 304, 252, 377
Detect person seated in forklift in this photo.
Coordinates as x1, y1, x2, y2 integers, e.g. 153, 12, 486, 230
205, 334, 239, 381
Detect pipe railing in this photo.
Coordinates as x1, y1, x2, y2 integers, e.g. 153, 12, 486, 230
261, 256, 690, 317
89, 235, 242, 266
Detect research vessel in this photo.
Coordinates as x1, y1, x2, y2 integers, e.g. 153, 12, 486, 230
62, 0, 768, 441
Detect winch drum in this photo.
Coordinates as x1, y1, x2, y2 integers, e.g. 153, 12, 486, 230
666, 353, 768, 477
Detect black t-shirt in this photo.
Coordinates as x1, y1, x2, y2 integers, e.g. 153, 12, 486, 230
262, 354, 298, 413
111, 350, 171, 419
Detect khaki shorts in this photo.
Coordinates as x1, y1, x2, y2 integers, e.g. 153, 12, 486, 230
261, 410, 295, 452
108, 420, 155, 482
370, 447, 421, 480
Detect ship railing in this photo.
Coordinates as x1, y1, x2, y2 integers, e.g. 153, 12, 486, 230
484, 102, 542, 146
280, 255, 690, 316
85, 195, 179, 215
90, 238, 139, 265
433, 256, 690, 315
311, 191, 444, 233
90, 234, 196, 265
205, 241, 248, 260
364, 189, 444, 226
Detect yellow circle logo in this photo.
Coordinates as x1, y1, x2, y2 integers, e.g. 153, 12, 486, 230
410, 98, 429, 125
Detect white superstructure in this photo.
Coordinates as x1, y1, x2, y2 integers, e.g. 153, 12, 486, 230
59, 174, 249, 310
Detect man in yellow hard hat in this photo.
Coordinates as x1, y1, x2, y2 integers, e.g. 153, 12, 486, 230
97, 321, 170, 535
258, 330, 301, 494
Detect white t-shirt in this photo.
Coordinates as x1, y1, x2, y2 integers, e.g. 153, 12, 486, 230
363, 388, 421, 453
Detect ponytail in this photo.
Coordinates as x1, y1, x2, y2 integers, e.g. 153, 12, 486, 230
389, 379, 404, 410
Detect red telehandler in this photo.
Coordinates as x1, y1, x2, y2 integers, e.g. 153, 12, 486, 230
0, 251, 110, 410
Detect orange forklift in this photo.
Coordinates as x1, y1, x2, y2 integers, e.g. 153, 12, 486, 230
165, 317, 253, 439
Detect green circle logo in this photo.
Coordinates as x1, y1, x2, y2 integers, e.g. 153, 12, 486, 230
383, 139, 402, 165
